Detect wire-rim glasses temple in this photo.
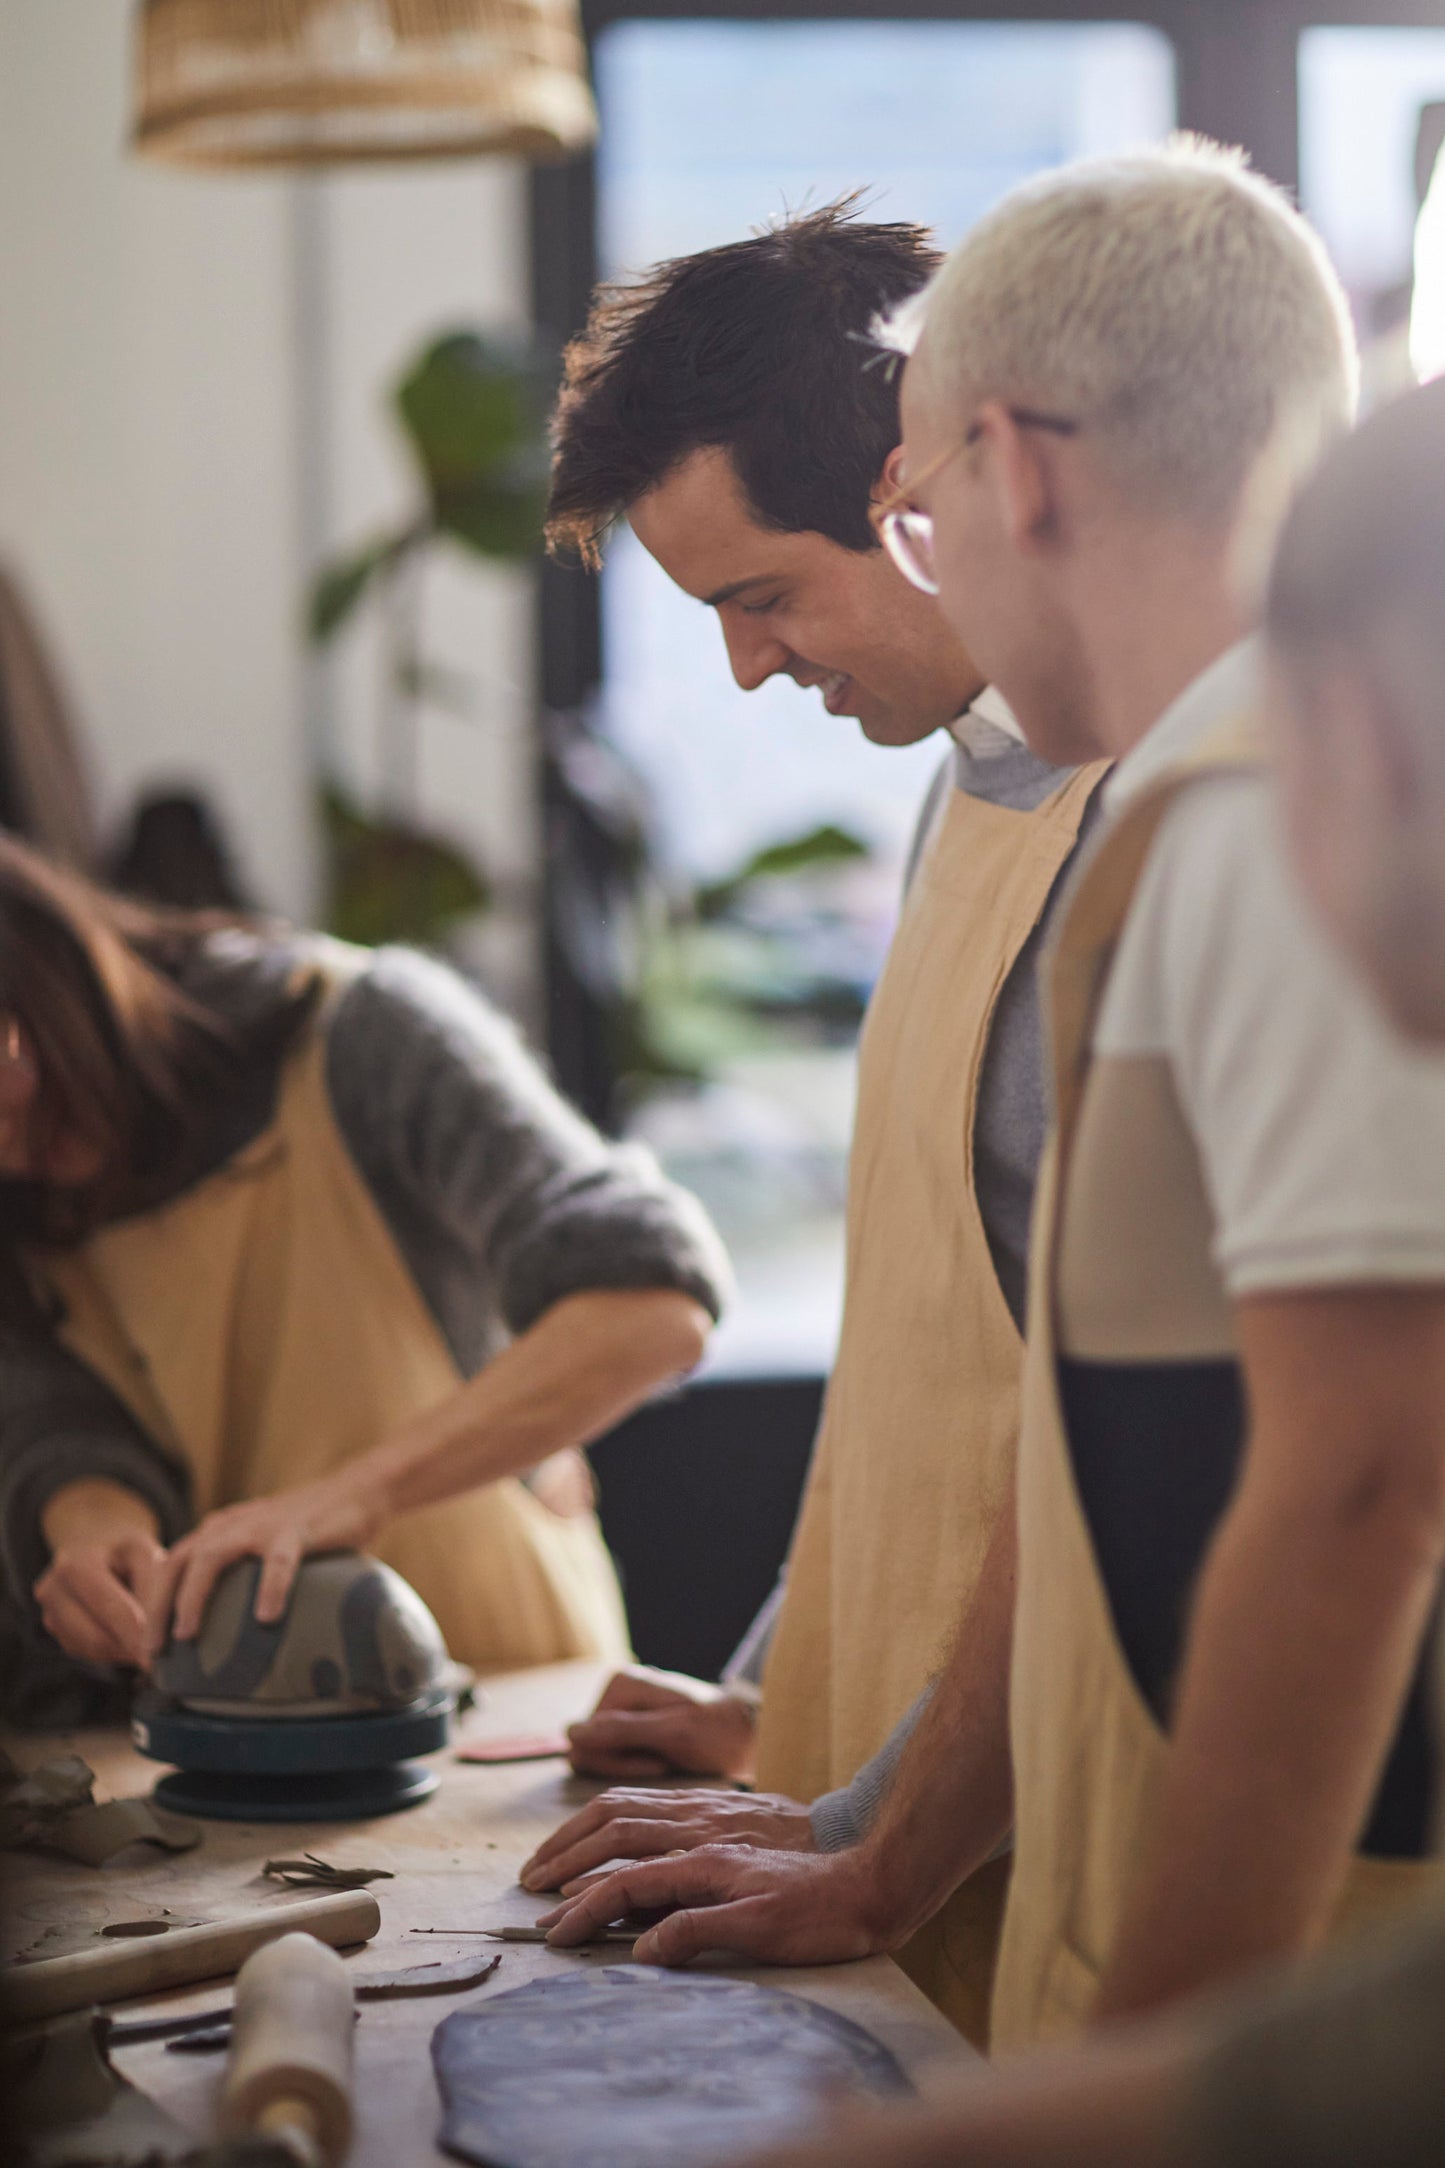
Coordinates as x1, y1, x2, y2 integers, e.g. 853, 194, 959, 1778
874, 409, 1079, 596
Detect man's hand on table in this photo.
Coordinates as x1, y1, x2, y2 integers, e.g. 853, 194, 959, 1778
521, 1785, 814, 1893
565, 1665, 757, 1780
534, 1843, 891, 1968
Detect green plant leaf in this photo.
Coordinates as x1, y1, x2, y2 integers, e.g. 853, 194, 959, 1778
737, 822, 871, 880
307, 534, 409, 644
396, 331, 533, 478
432, 469, 547, 559
395, 332, 551, 561
695, 822, 871, 920
319, 787, 490, 949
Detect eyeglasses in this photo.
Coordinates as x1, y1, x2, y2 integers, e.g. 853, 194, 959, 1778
874, 408, 1079, 596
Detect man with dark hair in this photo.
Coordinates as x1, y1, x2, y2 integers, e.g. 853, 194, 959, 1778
548, 203, 982, 743
549, 201, 937, 561
523, 201, 1108, 2044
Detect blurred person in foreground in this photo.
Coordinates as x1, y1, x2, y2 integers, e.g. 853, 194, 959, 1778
525, 202, 1109, 2041
540, 137, 1445, 2048
733, 363, 1445, 2168
0, 838, 726, 1722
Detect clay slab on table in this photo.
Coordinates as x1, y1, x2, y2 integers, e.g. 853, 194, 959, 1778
432, 1964, 912, 2168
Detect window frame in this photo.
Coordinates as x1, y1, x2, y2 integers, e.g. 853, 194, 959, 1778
530, 0, 1445, 1112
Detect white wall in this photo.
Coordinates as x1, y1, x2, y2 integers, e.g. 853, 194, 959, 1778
0, 1, 536, 986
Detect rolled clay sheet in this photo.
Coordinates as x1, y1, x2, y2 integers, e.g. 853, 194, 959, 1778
432, 1965, 912, 2167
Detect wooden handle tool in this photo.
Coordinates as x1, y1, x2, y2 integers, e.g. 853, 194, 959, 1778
0, 1888, 380, 2028
223, 1933, 356, 2168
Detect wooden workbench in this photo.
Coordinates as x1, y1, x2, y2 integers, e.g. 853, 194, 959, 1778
3, 1661, 974, 2164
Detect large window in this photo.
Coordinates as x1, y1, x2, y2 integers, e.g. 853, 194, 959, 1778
591, 17, 1177, 1373
1299, 25, 1445, 396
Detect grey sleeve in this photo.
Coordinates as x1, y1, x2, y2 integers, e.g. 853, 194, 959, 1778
971, 787, 1105, 1331
324, 948, 732, 1336
722, 1576, 787, 1692
0, 1333, 194, 1633
809, 1687, 932, 1850
900, 751, 955, 895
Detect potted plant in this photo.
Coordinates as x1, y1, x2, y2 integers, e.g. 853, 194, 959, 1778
307, 328, 552, 948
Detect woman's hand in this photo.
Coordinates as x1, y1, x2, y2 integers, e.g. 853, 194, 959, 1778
35, 1531, 167, 1668
138, 1287, 713, 1660
34, 1481, 166, 1668
142, 1469, 387, 1656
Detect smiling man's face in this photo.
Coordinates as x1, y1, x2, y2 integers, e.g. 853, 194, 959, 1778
628, 445, 982, 746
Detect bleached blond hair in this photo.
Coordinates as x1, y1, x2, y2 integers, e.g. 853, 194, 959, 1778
888, 136, 1359, 525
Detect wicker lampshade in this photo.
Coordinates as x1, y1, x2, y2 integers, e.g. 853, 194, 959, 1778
132, 0, 597, 167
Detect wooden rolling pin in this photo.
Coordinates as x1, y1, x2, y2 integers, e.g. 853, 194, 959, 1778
223, 1934, 355, 2168
0, 1888, 379, 2028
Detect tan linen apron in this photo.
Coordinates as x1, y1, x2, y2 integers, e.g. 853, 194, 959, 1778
27, 980, 630, 1675
755, 760, 1106, 2045
991, 714, 1445, 2052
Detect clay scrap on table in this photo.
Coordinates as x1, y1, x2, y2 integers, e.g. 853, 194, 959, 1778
0, 1747, 201, 1867
5, 2006, 193, 2166
102, 1950, 506, 2055
432, 1965, 913, 2168
261, 1853, 395, 1889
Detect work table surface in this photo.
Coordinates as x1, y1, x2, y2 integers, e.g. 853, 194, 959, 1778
3, 1660, 974, 2164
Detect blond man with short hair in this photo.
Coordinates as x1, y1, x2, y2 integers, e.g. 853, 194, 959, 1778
894, 137, 1445, 2042
541, 138, 1445, 2050
738, 342, 1445, 2168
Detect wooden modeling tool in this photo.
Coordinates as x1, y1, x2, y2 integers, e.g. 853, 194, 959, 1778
483, 1925, 639, 1947
0, 1888, 380, 2027
223, 1933, 355, 2168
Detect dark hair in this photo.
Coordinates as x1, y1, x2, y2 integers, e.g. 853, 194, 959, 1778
1266, 377, 1445, 655
547, 197, 941, 568
0, 834, 319, 1256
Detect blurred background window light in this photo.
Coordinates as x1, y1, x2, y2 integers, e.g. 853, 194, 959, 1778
590, 18, 1176, 1375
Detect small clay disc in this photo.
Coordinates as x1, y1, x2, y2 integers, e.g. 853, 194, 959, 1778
432, 1965, 911, 2168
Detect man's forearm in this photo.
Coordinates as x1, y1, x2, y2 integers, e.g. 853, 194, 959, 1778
746, 2027, 1188, 2168
852, 1492, 1017, 1942
1098, 1448, 1445, 2019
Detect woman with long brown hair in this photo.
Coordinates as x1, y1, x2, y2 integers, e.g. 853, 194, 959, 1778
0, 835, 725, 1725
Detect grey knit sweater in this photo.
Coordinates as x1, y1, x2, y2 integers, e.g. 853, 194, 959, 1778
0, 938, 730, 1727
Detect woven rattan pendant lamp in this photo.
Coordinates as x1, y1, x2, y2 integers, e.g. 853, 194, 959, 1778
133, 0, 597, 167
